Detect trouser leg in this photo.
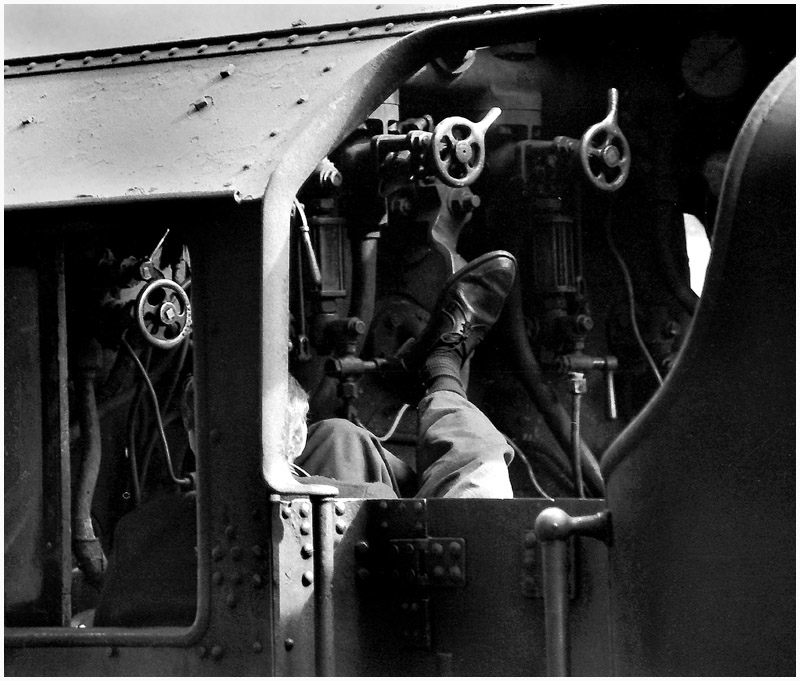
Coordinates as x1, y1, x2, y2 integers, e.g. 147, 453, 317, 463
296, 418, 416, 496
415, 390, 514, 499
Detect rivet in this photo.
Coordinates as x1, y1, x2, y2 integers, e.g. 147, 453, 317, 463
414, 521, 424, 532
449, 15, 457, 21
225, 524, 236, 539
348, 27, 360, 36
252, 641, 263, 654
334, 502, 346, 516
257, 38, 268, 47
484, 9, 492, 14
212, 571, 223, 585
111, 53, 122, 62
335, 521, 346, 535
287, 34, 299, 44
385, 23, 395, 31
524, 531, 537, 548
322, 64, 334, 73
284, 638, 295, 651
231, 571, 243, 585
300, 521, 312, 536
301, 571, 314, 587
410, 602, 419, 612
296, 95, 308, 105
389, 544, 400, 556
413, 501, 424, 513
220, 64, 235, 78
449, 541, 462, 556
430, 542, 443, 556
226, 593, 237, 608
433, 565, 445, 578
55, 59, 65, 68
404, 568, 416, 582
380, 520, 389, 530
197, 44, 208, 53
301, 47, 310, 54
252, 573, 263, 587
26, 62, 37, 71
139, 50, 151, 60
402, 542, 414, 555
4, 65, 10, 72
196, 645, 207, 658
301, 543, 314, 559
357, 568, 371, 581
402, 630, 410, 638
298, 503, 310, 518
82, 56, 93, 65
168, 47, 179, 56
230, 546, 243, 561
210, 429, 221, 444
523, 549, 536, 567
318, 31, 330, 40
355, 541, 369, 555
211, 546, 225, 561
106, 646, 117, 657
210, 645, 223, 660
400, 602, 409, 611
281, 505, 291, 519
379, 501, 389, 511
449, 565, 462, 579
269, 129, 279, 137
227, 41, 239, 50
252, 544, 264, 558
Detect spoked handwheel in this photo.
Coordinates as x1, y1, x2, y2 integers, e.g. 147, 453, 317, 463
134, 278, 192, 349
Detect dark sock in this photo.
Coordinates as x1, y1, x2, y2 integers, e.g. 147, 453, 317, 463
422, 348, 466, 398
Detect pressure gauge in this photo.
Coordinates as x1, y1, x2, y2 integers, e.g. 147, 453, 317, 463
681, 31, 748, 100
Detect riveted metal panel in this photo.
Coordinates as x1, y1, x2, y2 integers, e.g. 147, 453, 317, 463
4, 38, 397, 207
331, 498, 610, 676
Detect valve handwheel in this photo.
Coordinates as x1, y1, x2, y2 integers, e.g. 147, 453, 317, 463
135, 278, 192, 349
431, 107, 502, 187
579, 88, 631, 192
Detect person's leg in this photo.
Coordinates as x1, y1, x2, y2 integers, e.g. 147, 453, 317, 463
415, 390, 513, 498
397, 250, 518, 499
296, 418, 416, 497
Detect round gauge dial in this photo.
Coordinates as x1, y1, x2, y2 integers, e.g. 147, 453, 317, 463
681, 31, 748, 100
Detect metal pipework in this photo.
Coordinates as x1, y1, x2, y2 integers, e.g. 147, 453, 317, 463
312, 498, 336, 676
534, 507, 611, 676
73, 339, 108, 587
556, 353, 618, 421
568, 373, 587, 499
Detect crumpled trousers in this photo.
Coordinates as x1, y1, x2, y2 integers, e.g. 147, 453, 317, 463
295, 390, 514, 499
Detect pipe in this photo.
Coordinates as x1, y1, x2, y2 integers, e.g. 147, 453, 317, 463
72, 339, 108, 587
541, 538, 569, 676
499, 277, 604, 496
312, 498, 336, 676
348, 232, 380, 355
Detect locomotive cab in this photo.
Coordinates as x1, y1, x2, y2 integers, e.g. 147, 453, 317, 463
4, 4, 795, 676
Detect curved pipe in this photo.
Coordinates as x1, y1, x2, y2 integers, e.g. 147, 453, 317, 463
499, 277, 605, 496
348, 233, 380, 354
72, 340, 108, 587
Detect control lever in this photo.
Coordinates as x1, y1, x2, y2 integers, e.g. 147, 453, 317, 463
578, 88, 631, 191
430, 107, 502, 187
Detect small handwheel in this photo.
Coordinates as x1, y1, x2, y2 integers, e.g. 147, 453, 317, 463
135, 278, 192, 349
579, 89, 631, 192
431, 107, 502, 187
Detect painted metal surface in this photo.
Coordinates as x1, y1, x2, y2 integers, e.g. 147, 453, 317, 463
330, 498, 611, 676
4, 5, 537, 209
602, 61, 796, 676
